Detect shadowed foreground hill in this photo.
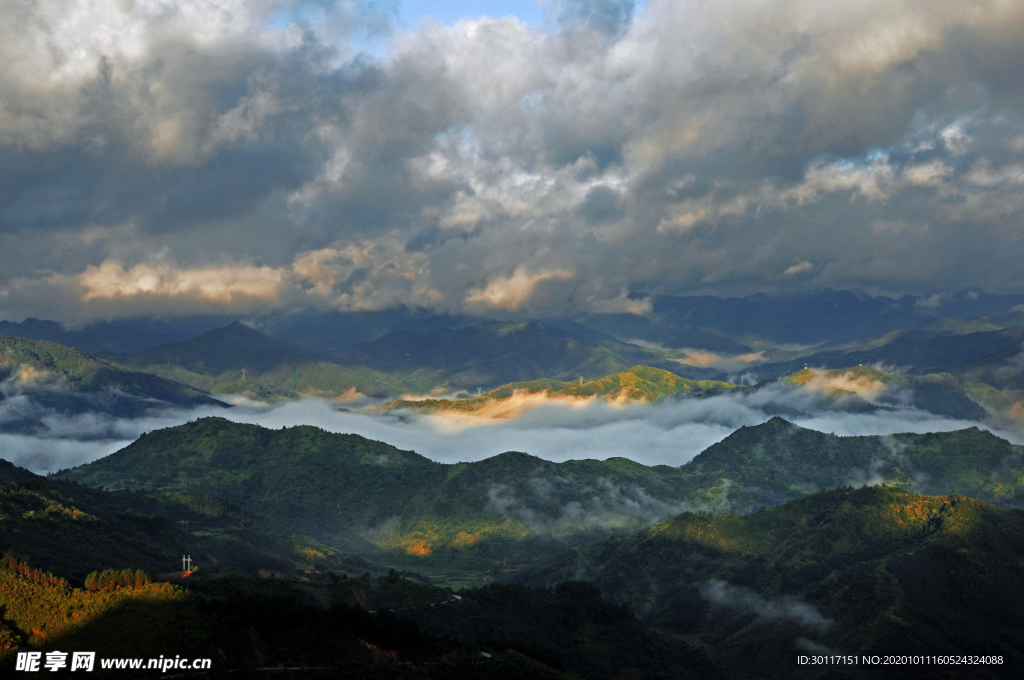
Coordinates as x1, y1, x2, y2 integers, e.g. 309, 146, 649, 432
1, 556, 719, 679
0, 459, 337, 582
519, 486, 1024, 679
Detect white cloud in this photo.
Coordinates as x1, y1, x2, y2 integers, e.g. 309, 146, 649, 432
6, 382, 1022, 475
1, 0, 1024, 322
783, 261, 814, 277
465, 267, 574, 310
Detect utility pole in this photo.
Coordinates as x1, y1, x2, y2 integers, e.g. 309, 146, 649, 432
178, 519, 189, 533
182, 555, 192, 572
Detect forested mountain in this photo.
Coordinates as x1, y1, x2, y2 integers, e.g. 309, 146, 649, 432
579, 289, 1024, 347
381, 365, 744, 413
53, 417, 1024, 578
678, 416, 1024, 512
107, 320, 705, 400
769, 365, 989, 419
756, 327, 1024, 382
1, 460, 718, 679
0, 458, 337, 582
519, 486, 1024, 679
53, 418, 698, 571
0, 334, 225, 434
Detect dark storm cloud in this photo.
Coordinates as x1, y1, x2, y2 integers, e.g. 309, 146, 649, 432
1, 0, 1023, 322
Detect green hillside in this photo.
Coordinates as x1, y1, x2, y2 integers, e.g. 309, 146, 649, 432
54, 418, 698, 576
0, 335, 224, 432
774, 365, 989, 418
0, 334, 218, 406
54, 417, 1024, 585
758, 328, 1024, 419
382, 365, 743, 413
520, 486, 1024, 679
677, 416, 1024, 512
0, 459, 338, 582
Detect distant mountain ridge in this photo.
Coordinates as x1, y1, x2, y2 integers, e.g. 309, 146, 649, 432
381, 365, 744, 413
0, 334, 225, 434
109, 321, 405, 399
109, 319, 701, 399
327, 320, 693, 389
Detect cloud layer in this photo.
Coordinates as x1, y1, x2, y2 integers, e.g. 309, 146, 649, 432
7, 381, 1022, 475
2, 0, 1024, 322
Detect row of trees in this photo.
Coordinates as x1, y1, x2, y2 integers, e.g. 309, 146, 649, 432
83, 568, 151, 591
0, 553, 65, 589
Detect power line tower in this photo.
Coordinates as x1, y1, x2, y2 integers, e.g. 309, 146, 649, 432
181, 555, 192, 572
177, 519, 190, 533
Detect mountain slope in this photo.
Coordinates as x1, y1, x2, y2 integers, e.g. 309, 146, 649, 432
114, 321, 407, 399
53, 418, 699, 569
328, 320, 695, 390
0, 318, 108, 355
382, 365, 744, 414
759, 327, 1024, 380
519, 486, 1024, 679
676, 416, 1024, 512
768, 365, 989, 419
0, 458, 337, 582
0, 334, 218, 405
54, 417, 1024, 575
0, 335, 224, 434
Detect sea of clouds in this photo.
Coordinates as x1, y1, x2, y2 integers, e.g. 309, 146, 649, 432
4, 381, 1021, 475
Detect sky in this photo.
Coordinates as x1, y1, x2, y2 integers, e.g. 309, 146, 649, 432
1, 0, 1024, 324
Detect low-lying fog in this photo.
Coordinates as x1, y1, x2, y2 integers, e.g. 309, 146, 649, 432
4, 382, 1023, 474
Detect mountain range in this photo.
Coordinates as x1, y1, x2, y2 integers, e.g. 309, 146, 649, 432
7, 414, 1022, 678
52, 417, 1024, 582
1, 286, 1023, 421
4, 288, 1024, 677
